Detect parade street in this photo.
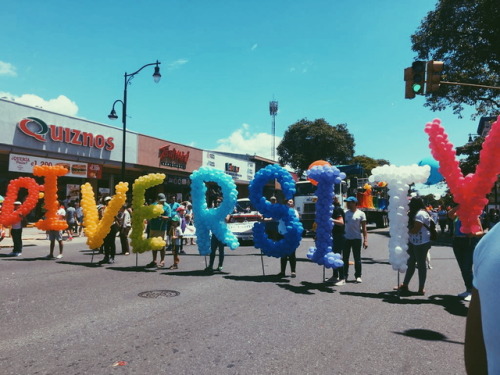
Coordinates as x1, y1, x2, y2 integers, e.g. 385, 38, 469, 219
1, 226, 468, 375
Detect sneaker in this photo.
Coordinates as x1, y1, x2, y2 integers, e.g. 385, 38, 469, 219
108, 258, 115, 264
204, 267, 213, 273
12, 252, 22, 257
334, 279, 346, 286
458, 290, 471, 298
7, 252, 17, 257
355, 277, 362, 283
179, 250, 186, 255
217, 266, 223, 272
325, 276, 338, 283
56, 254, 63, 259
291, 272, 296, 278
464, 294, 472, 302
276, 272, 285, 278
45, 254, 55, 259
98, 258, 110, 265
145, 261, 157, 268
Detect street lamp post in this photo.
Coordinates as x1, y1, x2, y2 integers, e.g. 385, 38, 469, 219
108, 60, 161, 182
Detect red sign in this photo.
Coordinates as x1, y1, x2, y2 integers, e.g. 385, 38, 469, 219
87, 163, 103, 179
18, 117, 115, 151
159, 145, 190, 169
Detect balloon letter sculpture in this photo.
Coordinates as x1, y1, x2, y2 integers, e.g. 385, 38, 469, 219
249, 164, 303, 258
130, 174, 167, 253
369, 164, 430, 272
80, 182, 128, 249
190, 167, 239, 255
425, 117, 500, 233
0, 177, 40, 226
33, 165, 69, 231
305, 164, 345, 269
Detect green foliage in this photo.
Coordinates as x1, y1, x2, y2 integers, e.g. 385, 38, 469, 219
411, 0, 500, 118
277, 118, 355, 176
456, 136, 484, 175
351, 155, 390, 176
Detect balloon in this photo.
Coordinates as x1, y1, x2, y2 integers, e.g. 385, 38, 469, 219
370, 164, 430, 272
307, 160, 331, 186
425, 117, 500, 233
81, 182, 129, 250
190, 167, 239, 255
32, 165, 69, 231
130, 174, 166, 253
418, 157, 443, 185
249, 164, 303, 258
305, 164, 345, 269
0, 177, 40, 226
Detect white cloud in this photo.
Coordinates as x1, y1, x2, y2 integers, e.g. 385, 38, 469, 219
214, 123, 281, 160
0, 92, 78, 116
168, 58, 189, 70
251, 43, 258, 51
0, 61, 17, 76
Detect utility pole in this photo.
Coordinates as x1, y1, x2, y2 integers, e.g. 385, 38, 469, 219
269, 100, 278, 161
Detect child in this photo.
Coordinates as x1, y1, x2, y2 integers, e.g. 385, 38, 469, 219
167, 217, 182, 270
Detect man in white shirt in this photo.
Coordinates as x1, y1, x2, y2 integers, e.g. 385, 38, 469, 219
465, 221, 500, 374
336, 196, 367, 285
46, 202, 65, 259
8, 201, 24, 257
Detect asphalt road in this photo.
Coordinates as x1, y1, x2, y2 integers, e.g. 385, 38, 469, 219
0, 228, 469, 375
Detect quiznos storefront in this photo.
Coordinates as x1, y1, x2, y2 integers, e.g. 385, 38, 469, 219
0, 99, 140, 207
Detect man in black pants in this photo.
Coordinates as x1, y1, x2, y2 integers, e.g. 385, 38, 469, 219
99, 197, 118, 265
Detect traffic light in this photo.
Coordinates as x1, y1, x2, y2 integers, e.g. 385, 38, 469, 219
411, 61, 426, 95
425, 60, 444, 94
404, 67, 416, 99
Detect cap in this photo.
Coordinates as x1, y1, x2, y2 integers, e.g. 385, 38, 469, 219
104, 196, 112, 202
176, 205, 185, 212
157, 193, 166, 202
14, 201, 22, 205
345, 196, 358, 203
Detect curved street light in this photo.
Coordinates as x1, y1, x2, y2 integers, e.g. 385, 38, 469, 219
108, 60, 161, 182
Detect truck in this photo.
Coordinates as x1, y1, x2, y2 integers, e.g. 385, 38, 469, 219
294, 180, 346, 235
353, 177, 389, 228
227, 198, 262, 244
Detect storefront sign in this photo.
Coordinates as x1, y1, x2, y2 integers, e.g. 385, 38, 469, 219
87, 163, 103, 179
203, 152, 255, 182
18, 117, 115, 151
8, 153, 92, 179
158, 144, 190, 169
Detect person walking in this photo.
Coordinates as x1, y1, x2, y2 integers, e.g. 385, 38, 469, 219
168, 217, 182, 270
98, 197, 118, 264
337, 196, 367, 284
396, 197, 432, 296
75, 200, 84, 237
277, 199, 299, 278
327, 196, 345, 284
448, 205, 484, 301
8, 201, 24, 257
118, 204, 131, 255
145, 193, 171, 269
205, 198, 228, 273
65, 201, 77, 241
46, 202, 65, 259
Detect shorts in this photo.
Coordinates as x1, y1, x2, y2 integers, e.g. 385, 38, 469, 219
48, 230, 63, 242
149, 229, 166, 240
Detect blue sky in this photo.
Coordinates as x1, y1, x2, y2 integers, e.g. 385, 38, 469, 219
1, 0, 478, 166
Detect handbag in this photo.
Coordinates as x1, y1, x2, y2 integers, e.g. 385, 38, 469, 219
423, 221, 438, 241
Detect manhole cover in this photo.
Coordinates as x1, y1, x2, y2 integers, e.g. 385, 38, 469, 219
138, 290, 180, 298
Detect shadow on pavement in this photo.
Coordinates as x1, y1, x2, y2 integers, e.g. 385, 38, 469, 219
106, 265, 158, 273
162, 270, 225, 277
340, 291, 468, 317
361, 257, 391, 265
1, 256, 56, 261
393, 328, 464, 345
56, 260, 102, 268
224, 274, 290, 283
277, 281, 336, 295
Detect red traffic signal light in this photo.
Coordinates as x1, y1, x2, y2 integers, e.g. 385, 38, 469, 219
425, 60, 444, 94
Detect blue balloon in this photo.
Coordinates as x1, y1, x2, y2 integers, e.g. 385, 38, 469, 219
418, 157, 444, 185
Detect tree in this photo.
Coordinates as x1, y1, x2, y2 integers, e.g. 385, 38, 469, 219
277, 118, 355, 176
456, 136, 484, 175
411, 0, 500, 118
351, 155, 390, 177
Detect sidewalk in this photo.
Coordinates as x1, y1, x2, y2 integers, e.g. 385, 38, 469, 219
0, 225, 87, 249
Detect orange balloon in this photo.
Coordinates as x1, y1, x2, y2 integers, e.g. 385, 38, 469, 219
307, 160, 331, 186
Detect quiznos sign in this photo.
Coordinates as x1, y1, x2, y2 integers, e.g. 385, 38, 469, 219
18, 117, 115, 151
